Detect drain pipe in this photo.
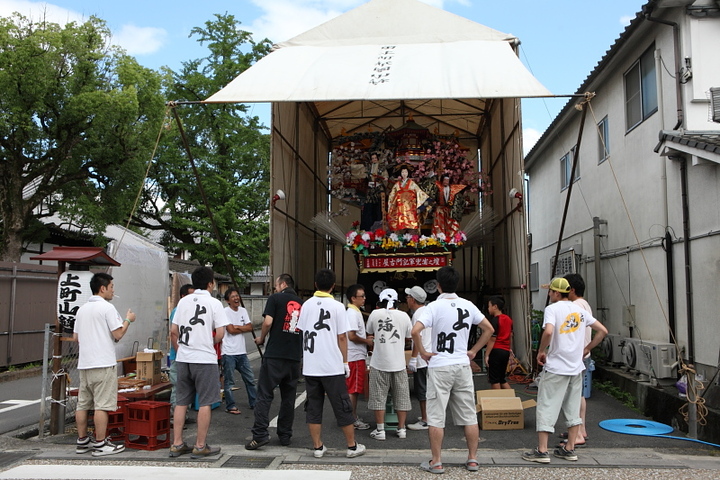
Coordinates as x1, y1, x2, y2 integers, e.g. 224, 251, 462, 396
664, 231, 677, 344
593, 217, 607, 322
678, 156, 694, 365
642, 1, 684, 130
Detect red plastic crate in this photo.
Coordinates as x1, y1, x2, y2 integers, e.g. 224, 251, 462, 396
125, 432, 170, 450
125, 401, 170, 437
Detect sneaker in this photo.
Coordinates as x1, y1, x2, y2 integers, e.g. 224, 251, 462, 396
76, 436, 94, 454
169, 442, 193, 457
346, 443, 366, 458
522, 447, 550, 464
369, 428, 386, 441
553, 445, 578, 461
313, 444, 328, 458
91, 438, 125, 457
245, 438, 270, 450
353, 418, 371, 430
396, 428, 407, 439
407, 420, 428, 431
191, 444, 221, 458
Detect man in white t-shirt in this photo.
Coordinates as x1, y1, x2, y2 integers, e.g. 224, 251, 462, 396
522, 277, 607, 464
405, 285, 430, 431
560, 273, 593, 448
366, 288, 412, 441
297, 268, 365, 459
221, 287, 257, 414
412, 266, 494, 474
170, 267, 229, 459
345, 284, 372, 430
73, 273, 136, 457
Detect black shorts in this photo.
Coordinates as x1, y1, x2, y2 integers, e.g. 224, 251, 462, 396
304, 374, 355, 427
488, 349, 511, 385
414, 366, 428, 401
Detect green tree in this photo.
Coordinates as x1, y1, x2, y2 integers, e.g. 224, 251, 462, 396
0, 14, 166, 261
132, 13, 272, 285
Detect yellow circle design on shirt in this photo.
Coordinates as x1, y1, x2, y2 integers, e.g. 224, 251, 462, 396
559, 312, 582, 334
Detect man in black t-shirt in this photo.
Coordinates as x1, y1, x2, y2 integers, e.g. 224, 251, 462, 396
246, 274, 303, 449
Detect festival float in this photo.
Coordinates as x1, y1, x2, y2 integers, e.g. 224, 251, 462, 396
312, 116, 494, 303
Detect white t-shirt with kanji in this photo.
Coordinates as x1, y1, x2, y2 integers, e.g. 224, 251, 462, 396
411, 305, 432, 369
221, 306, 250, 356
416, 293, 485, 368
366, 308, 412, 372
297, 295, 350, 376
346, 305, 368, 362
543, 299, 596, 375
74, 296, 124, 369
173, 289, 229, 364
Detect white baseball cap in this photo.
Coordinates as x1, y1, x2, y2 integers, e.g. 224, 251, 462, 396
405, 286, 427, 303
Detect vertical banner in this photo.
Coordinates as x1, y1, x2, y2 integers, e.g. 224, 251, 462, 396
57, 271, 94, 333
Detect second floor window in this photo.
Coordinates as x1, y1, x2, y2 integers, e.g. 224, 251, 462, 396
598, 116, 610, 163
625, 45, 658, 131
560, 146, 579, 190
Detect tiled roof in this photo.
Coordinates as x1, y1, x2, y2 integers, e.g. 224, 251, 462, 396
656, 131, 720, 155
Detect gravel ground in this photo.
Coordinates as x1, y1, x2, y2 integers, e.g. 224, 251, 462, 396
278, 464, 718, 479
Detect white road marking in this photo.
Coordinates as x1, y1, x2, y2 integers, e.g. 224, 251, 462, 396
0, 398, 50, 414
269, 390, 306, 428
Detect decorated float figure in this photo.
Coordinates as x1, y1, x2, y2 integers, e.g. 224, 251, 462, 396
386, 164, 428, 234
431, 174, 467, 239
360, 151, 388, 231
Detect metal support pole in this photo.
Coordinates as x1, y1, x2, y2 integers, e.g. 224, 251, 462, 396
38, 323, 51, 439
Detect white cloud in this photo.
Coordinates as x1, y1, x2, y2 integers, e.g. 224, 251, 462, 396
523, 127, 541, 156
112, 24, 167, 56
0, 0, 84, 24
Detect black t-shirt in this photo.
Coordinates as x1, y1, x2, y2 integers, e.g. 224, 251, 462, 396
262, 288, 303, 361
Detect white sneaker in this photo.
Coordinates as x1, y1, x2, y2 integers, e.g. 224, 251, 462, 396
369, 428, 386, 441
407, 420, 428, 430
313, 444, 328, 458
91, 438, 125, 457
396, 428, 407, 439
353, 418, 370, 430
346, 443, 366, 458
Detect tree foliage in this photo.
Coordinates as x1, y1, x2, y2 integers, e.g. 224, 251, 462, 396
133, 13, 272, 285
0, 14, 166, 261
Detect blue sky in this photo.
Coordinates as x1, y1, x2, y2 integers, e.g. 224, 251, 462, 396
1, 0, 639, 152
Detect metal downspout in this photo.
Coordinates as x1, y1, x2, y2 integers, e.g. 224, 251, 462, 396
679, 157, 694, 364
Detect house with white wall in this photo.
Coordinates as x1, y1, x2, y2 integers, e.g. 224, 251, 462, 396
525, 0, 720, 380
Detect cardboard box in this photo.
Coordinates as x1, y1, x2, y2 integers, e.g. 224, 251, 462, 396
135, 351, 163, 385
475, 389, 536, 430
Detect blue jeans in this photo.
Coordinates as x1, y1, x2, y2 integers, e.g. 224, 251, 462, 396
223, 354, 257, 410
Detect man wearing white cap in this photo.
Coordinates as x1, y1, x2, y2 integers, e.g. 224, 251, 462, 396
366, 288, 413, 441
405, 286, 430, 431
522, 277, 607, 464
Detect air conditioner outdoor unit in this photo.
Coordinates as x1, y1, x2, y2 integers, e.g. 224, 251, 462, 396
600, 334, 625, 365
622, 338, 677, 379
710, 87, 720, 123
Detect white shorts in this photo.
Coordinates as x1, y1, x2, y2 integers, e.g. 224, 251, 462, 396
426, 364, 477, 428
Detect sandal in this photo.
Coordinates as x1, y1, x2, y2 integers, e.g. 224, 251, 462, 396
420, 460, 445, 474
559, 432, 588, 440
225, 407, 241, 415
465, 459, 479, 471
559, 439, 587, 448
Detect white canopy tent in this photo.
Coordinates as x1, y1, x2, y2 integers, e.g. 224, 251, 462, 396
204, 0, 552, 366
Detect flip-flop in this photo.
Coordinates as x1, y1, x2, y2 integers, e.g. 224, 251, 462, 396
225, 408, 241, 415
420, 460, 445, 474
465, 459, 479, 471
559, 439, 587, 448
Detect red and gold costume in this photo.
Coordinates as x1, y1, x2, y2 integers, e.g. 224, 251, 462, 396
432, 182, 466, 238
387, 178, 428, 231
